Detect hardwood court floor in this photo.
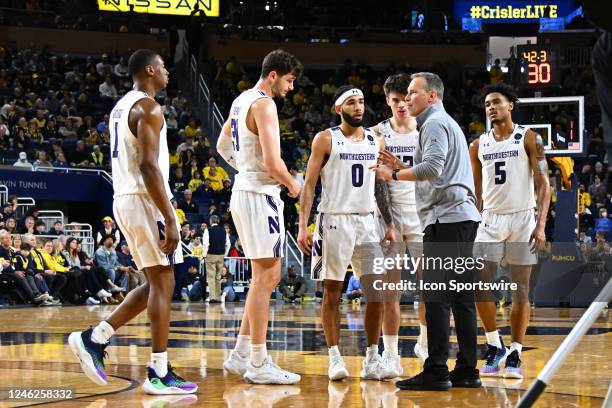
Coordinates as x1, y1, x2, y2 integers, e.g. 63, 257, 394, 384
0, 301, 609, 407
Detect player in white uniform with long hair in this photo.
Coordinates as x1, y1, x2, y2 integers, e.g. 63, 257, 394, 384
219, 49, 302, 385
68, 49, 197, 395
371, 74, 427, 377
298, 85, 395, 381
470, 82, 551, 379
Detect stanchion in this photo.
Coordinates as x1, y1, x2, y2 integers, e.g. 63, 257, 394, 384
516, 278, 612, 408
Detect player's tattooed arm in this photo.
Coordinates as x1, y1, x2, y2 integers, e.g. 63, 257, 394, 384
469, 138, 483, 212
375, 179, 393, 226
526, 130, 552, 251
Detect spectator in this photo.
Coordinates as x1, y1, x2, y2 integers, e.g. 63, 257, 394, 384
53, 151, 70, 168
203, 215, 230, 303
95, 54, 113, 76
170, 167, 187, 193
489, 59, 503, 84
91, 145, 105, 167
202, 157, 229, 191
213, 179, 232, 206
187, 234, 204, 259
178, 263, 204, 301
589, 174, 607, 207
184, 118, 201, 138
33, 220, 47, 235
220, 266, 237, 302
172, 199, 186, 225
171, 90, 188, 112
63, 237, 110, 304
95, 216, 121, 248
70, 140, 90, 167
345, 274, 362, 304
113, 57, 129, 78
24, 234, 66, 304
47, 221, 64, 236
94, 234, 126, 297
468, 113, 485, 137
116, 241, 147, 292
13, 151, 34, 170
188, 170, 204, 191
578, 229, 593, 245
279, 265, 307, 303
177, 136, 195, 155
196, 178, 216, 205
4, 218, 17, 234
99, 75, 117, 99
180, 222, 192, 246
33, 150, 53, 170
237, 74, 252, 92
179, 190, 198, 214
19, 216, 36, 235
594, 208, 612, 239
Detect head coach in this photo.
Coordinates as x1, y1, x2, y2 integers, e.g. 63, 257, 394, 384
372, 72, 482, 391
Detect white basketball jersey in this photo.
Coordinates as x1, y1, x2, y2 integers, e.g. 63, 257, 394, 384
478, 124, 535, 214
377, 118, 418, 206
109, 90, 172, 199
229, 89, 281, 199
317, 126, 379, 214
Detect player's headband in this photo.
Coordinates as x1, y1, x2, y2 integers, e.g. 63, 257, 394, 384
334, 88, 364, 107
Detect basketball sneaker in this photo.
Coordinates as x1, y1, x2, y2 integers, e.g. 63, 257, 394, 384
503, 350, 523, 379
223, 350, 249, 375
141, 363, 198, 395
328, 354, 349, 381
361, 353, 396, 380
414, 342, 428, 363
381, 350, 403, 377
243, 356, 301, 384
68, 327, 109, 385
481, 338, 509, 377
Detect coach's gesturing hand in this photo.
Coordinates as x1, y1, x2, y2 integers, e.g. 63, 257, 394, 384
297, 226, 313, 255
160, 219, 180, 255
370, 164, 393, 181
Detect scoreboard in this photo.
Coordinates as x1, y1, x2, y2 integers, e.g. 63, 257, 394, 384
517, 44, 560, 88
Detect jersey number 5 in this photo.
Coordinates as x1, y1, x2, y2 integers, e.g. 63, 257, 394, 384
230, 119, 240, 152
495, 161, 506, 184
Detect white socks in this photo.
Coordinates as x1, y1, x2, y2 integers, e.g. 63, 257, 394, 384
250, 343, 267, 367
151, 351, 168, 377
91, 321, 114, 344
510, 342, 523, 355
383, 335, 399, 358
486, 330, 502, 349
235, 334, 251, 357
418, 324, 428, 347
328, 345, 341, 359
366, 344, 379, 361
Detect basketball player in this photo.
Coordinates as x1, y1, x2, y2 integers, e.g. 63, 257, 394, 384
218, 49, 302, 384
68, 49, 197, 394
297, 85, 395, 381
370, 74, 428, 376
470, 82, 551, 379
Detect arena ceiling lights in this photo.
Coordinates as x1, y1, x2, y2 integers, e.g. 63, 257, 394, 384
97, 0, 220, 17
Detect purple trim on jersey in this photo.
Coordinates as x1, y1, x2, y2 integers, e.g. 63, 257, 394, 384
265, 195, 278, 214
156, 221, 165, 240
273, 237, 281, 257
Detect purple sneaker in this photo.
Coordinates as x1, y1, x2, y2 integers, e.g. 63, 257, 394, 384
503, 350, 523, 379
142, 363, 198, 395
481, 339, 509, 377
68, 327, 109, 385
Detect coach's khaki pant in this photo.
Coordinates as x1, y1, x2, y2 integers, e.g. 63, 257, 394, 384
205, 254, 225, 301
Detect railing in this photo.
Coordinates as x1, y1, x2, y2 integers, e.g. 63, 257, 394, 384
225, 256, 251, 285
37, 210, 65, 231
35, 166, 113, 186
15, 197, 35, 219
0, 185, 8, 206
284, 232, 305, 277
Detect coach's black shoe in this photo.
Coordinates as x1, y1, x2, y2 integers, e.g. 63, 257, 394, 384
450, 368, 482, 388
395, 371, 451, 391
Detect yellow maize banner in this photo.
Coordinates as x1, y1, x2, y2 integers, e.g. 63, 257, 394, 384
98, 0, 219, 17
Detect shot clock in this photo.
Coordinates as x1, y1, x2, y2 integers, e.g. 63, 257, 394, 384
517, 44, 560, 88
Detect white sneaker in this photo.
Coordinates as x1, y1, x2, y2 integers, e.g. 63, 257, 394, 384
224, 350, 249, 376
243, 356, 300, 384
414, 342, 428, 363
85, 297, 100, 305
328, 354, 349, 381
381, 350, 403, 377
360, 354, 396, 380
97, 289, 112, 298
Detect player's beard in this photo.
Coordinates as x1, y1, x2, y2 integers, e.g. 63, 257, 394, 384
271, 80, 285, 98
341, 110, 363, 127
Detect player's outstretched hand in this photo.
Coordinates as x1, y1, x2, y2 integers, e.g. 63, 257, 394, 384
529, 225, 546, 254
369, 164, 393, 181
288, 179, 302, 198
297, 227, 313, 255
378, 150, 405, 169
160, 219, 180, 255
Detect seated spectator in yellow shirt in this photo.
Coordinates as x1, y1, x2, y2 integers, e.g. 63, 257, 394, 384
188, 171, 204, 191
237, 74, 252, 92
202, 157, 229, 191
188, 235, 204, 259
321, 77, 337, 97
184, 118, 201, 139
468, 113, 486, 137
